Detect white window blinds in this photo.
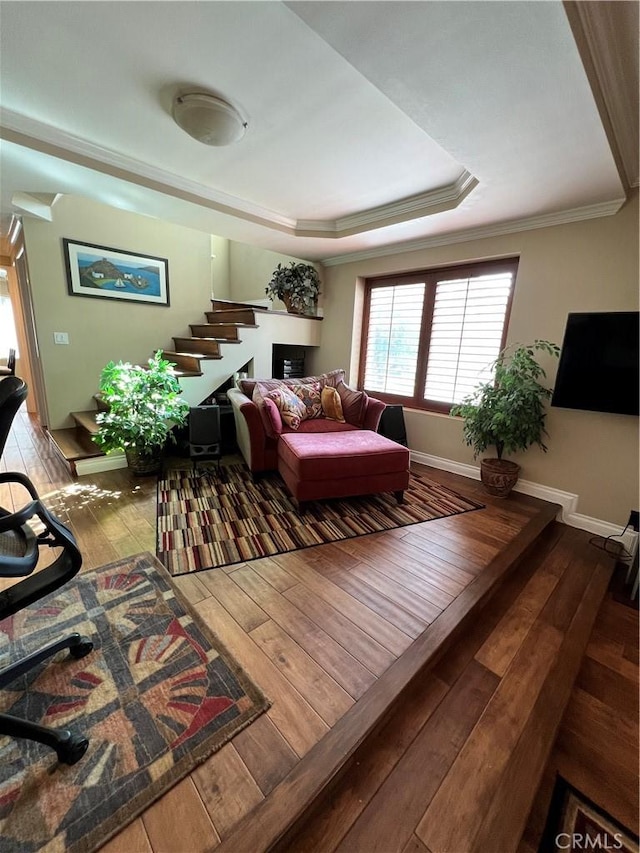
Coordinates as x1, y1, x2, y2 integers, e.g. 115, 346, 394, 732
364, 282, 425, 396
423, 272, 513, 404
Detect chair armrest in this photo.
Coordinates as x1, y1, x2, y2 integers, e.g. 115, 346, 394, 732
0, 471, 40, 500
362, 396, 385, 431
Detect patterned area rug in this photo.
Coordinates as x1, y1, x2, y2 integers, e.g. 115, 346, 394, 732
541, 776, 639, 852
0, 552, 269, 853
157, 464, 484, 576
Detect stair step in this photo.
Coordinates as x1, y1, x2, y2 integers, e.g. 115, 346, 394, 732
203, 316, 259, 328
48, 428, 104, 477
212, 298, 267, 312
93, 394, 109, 413
207, 308, 257, 324
172, 337, 222, 357
190, 324, 238, 340
71, 410, 100, 435
170, 368, 203, 378
162, 351, 206, 373
171, 349, 222, 361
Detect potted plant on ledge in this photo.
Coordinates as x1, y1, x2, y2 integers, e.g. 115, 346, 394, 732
94, 350, 189, 475
265, 261, 321, 315
450, 339, 560, 497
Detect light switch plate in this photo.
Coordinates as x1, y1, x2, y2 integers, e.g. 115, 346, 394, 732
53, 332, 69, 345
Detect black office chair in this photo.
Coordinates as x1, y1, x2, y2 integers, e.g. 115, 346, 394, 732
0, 348, 16, 377
0, 378, 93, 765
0, 375, 27, 459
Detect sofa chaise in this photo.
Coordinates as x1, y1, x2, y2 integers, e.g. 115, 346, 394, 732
227, 369, 410, 508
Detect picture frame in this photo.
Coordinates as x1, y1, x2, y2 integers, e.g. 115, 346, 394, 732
63, 238, 170, 306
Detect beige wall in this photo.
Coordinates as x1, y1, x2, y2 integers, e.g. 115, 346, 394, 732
229, 241, 323, 310
317, 191, 639, 526
23, 196, 231, 429
21, 190, 638, 526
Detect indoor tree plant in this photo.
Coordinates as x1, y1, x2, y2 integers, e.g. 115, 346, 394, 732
94, 350, 189, 475
450, 339, 560, 497
265, 262, 321, 315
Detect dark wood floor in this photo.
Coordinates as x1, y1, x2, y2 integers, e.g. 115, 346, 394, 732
520, 567, 639, 851
1, 408, 636, 852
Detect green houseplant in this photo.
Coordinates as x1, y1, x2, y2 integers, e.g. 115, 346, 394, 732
265, 262, 321, 315
94, 350, 189, 475
450, 339, 560, 496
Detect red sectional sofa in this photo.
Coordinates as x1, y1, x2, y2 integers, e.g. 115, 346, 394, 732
226, 369, 386, 474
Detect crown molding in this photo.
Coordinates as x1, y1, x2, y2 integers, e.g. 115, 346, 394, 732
0, 110, 295, 232
563, 1, 639, 190
321, 197, 626, 266
0, 109, 477, 239
295, 171, 478, 238
1, 109, 627, 256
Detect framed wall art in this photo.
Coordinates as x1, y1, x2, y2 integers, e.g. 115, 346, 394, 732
63, 239, 170, 306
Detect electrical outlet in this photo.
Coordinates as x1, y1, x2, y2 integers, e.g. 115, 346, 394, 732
629, 510, 639, 532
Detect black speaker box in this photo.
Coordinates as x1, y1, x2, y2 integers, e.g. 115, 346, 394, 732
189, 405, 221, 451
377, 405, 407, 446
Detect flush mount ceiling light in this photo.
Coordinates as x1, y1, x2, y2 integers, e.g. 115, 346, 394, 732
172, 92, 247, 146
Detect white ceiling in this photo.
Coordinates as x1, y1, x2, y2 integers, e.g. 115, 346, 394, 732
0, 1, 634, 263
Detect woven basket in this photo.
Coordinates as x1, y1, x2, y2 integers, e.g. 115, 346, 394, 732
480, 458, 520, 498
125, 448, 161, 476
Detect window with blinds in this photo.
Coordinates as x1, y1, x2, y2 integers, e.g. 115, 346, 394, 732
360, 259, 517, 412
364, 282, 425, 396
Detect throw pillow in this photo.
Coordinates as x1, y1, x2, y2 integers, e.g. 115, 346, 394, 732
336, 381, 368, 427
252, 383, 283, 438
267, 386, 306, 430
321, 386, 345, 422
239, 369, 346, 398
290, 381, 323, 419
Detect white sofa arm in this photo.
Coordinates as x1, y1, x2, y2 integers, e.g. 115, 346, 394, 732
227, 388, 254, 469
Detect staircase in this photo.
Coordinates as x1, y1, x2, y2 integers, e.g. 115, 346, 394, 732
48, 299, 322, 476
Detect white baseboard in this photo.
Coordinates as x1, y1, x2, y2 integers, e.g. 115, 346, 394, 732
410, 450, 636, 553
75, 453, 127, 476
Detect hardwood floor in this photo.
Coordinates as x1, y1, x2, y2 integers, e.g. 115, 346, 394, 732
1, 408, 635, 852
520, 568, 639, 851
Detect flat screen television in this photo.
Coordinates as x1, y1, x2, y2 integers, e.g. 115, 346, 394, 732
551, 312, 639, 416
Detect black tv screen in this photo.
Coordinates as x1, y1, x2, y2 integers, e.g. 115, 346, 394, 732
551, 312, 639, 416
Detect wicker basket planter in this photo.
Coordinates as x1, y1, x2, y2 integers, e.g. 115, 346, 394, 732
480, 458, 521, 498
281, 293, 306, 315
125, 448, 161, 476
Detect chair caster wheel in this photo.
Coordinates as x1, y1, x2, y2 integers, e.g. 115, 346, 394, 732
69, 637, 93, 659
56, 733, 89, 765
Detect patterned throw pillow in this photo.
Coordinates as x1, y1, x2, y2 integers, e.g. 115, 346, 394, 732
289, 381, 323, 420
266, 386, 307, 430
320, 386, 345, 422
252, 383, 282, 438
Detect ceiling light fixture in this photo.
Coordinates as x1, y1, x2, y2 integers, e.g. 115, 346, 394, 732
172, 92, 247, 146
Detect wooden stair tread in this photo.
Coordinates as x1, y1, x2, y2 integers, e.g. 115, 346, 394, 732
164, 350, 222, 360
48, 427, 103, 462
200, 321, 259, 328
170, 368, 203, 377
211, 299, 269, 311
174, 336, 242, 344
70, 410, 100, 434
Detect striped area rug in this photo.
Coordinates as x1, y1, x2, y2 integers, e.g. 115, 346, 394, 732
157, 464, 484, 576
